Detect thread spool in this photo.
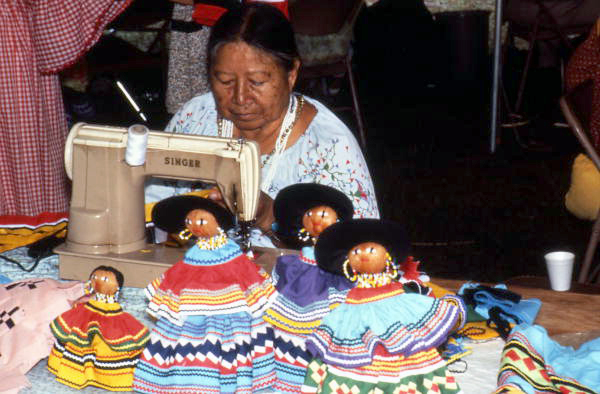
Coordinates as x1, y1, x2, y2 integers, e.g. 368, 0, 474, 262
125, 124, 149, 166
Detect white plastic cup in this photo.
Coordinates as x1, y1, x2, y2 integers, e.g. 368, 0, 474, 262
544, 251, 575, 291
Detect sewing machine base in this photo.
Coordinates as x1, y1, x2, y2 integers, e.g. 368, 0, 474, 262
56, 244, 297, 288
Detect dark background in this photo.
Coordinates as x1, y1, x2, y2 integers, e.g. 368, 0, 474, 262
65, 0, 591, 283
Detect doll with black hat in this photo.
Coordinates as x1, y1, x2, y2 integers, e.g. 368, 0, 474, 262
303, 219, 467, 393
48, 265, 150, 391
263, 183, 355, 392
132, 196, 276, 393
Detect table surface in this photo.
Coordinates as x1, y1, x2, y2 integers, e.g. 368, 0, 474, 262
253, 248, 600, 337
433, 278, 600, 336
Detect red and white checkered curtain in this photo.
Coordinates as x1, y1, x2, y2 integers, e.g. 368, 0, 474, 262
0, 0, 131, 230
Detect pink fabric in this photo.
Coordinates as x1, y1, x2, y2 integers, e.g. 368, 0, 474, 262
0, 0, 131, 225
0, 279, 85, 393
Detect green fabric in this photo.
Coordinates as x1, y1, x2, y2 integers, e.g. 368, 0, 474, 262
302, 359, 462, 393
466, 304, 486, 322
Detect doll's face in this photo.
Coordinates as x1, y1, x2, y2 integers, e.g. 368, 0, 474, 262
186, 209, 220, 238
90, 269, 119, 296
348, 242, 388, 274
302, 205, 338, 238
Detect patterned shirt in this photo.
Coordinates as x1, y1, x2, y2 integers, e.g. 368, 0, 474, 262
146, 93, 379, 219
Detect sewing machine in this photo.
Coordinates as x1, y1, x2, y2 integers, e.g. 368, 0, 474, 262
55, 122, 263, 287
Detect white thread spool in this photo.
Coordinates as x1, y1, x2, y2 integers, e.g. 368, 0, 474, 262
125, 124, 149, 166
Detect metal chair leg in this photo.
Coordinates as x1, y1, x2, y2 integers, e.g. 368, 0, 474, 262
514, 21, 540, 115
345, 56, 366, 150
578, 211, 600, 283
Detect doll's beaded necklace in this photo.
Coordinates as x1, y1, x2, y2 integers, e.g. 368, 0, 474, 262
196, 230, 228, 250
217, 94, 304, 192
94, 292, 118, 304
343, 253, 399, 289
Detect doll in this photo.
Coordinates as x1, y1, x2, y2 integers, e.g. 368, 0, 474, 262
132, 195, 276, 394
264, 183, 355, 392
302, 219, 466, 394
48, 266, 150, 391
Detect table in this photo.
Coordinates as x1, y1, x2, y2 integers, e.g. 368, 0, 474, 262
434, 278, 600, 336
253, 248, 600, 336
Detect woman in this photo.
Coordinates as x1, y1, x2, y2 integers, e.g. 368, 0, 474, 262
566, 17, 600, 148
146, 3, 379, 245
165, 0, 213, 114
505, 0, 600, 68
564, 18, 600, 221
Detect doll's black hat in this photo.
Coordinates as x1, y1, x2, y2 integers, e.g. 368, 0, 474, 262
151, 195, 235, 234
273, 183, 354, 236
315, 219, 410, 276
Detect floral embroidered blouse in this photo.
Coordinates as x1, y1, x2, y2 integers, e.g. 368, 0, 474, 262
145, 93, 379, 220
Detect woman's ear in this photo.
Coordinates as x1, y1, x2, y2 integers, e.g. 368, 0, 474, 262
288, 58, 301, 89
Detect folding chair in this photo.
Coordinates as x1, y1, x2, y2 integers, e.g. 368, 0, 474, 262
289, 0, 367, 149
559, 79, 600, 284
501, 0, 590, 144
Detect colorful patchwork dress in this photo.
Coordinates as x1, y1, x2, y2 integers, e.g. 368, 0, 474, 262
264, 246, 354, 392
48, 297, 150, 391
132, 238, 276, 393
302, 282, 466, 394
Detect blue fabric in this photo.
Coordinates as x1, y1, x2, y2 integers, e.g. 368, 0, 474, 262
0, 274, 12, 283
183, 239, 242, 266
503, 324, 600, 393
509, 298, 542, 325
307, 291, 465, 367
458, 282, 541, 325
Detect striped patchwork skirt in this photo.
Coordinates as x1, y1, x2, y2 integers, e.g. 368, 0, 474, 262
47, 300, 149, 391
301, 349, 462, 394
133, 312, 275, 393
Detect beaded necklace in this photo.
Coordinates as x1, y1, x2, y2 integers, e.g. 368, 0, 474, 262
344, 253, 399, 289
196, 230, 228, 250
94, 292, 118, 304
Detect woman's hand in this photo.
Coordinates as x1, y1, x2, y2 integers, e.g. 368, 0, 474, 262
208, 188, 274, 233
255, 192, 275, 233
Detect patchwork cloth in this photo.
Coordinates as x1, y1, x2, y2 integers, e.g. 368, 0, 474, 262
496, 324, 600, 393
0, 278, 85, 393
303, 283, 466, 393
264, 246, 353, 392
133, 239, 277, 393
48, 299, 150, 391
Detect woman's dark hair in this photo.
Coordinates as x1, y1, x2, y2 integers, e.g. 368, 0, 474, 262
208, 3, 299, 72
90, 265, 125, 289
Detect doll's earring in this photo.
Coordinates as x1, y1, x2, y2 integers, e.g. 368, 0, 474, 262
179, 228, 193, 241
385, 253, 398, 280
343, 259, 358, 282
84, 280, 94, 295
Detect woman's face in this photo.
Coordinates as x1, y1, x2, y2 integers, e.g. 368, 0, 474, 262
210, 41, 299, 134
185, 209, 220, 238
348, 242, 388, 274
302, 205, 338, 238
90, 269, 119, 296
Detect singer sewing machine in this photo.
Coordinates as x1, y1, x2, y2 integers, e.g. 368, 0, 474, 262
55, 122, 266, 287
